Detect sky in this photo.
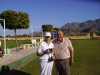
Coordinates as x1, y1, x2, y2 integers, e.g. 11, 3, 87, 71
0, 0, 100, 36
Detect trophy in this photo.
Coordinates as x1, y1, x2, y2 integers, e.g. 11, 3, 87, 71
48, 48, 54, 62
49, 48, 54, 53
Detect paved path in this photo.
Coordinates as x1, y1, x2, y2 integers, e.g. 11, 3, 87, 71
0, 47, 37, 67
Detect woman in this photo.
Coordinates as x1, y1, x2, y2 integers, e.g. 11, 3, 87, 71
37, 32, 54, 75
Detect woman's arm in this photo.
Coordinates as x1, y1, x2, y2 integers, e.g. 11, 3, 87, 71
37, 51, 46, 56
37, 49, 50, 56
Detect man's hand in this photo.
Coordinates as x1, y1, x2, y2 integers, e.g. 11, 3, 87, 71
70, 58, 74, 66
70, 50, 74, 66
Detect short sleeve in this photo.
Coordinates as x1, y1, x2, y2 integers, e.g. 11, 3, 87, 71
37, 42, 42, 53
68, 39, 74, 51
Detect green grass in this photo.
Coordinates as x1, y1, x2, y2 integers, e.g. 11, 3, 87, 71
5, 39, 100, 75
71, 39, 100, 75
9, 57, 56, 75
20, 58, 57, 75
0, 40, 31, 48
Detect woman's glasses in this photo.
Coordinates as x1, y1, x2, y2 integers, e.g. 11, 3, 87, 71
45, 36, 50, 38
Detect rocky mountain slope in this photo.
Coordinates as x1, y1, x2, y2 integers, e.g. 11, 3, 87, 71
61, 18, 100, 35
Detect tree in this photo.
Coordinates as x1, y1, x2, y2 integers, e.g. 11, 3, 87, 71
42, 24, 53, 32
0, 35, 2, 38
0, 10, 30, 51
42, 24, 53, 39
53, 27, 60, 31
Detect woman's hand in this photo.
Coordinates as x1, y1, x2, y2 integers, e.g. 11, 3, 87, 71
44, 49, 51, 54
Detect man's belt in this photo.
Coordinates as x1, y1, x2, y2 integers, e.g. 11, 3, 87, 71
55, 58, 68, 61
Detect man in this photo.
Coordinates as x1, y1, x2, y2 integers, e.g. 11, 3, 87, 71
37, 32, 54, 75
53, 30, 74, 75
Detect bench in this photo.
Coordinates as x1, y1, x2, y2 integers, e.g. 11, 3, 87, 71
21, 44, 31, 50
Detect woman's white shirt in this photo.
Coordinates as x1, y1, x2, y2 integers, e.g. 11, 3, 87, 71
37, 41, 54, 59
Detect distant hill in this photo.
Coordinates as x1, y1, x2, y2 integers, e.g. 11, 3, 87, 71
32, 31, 42, 36
24, 19, 100, 36
61, 18, 100, 35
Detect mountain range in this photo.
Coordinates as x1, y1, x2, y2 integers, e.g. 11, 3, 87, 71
61, 18, 100, 35
24, 18, 100, 36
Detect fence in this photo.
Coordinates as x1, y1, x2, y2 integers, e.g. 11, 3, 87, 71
93, 33, 100, 39
66, 33, 90, 39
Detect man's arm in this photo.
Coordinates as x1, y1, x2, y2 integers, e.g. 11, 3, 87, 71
70, 50, 74, 66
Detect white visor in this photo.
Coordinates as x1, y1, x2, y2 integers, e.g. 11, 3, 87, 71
44, 32, 51, 37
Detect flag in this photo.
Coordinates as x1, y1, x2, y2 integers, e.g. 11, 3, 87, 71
54, 32, 57, 39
